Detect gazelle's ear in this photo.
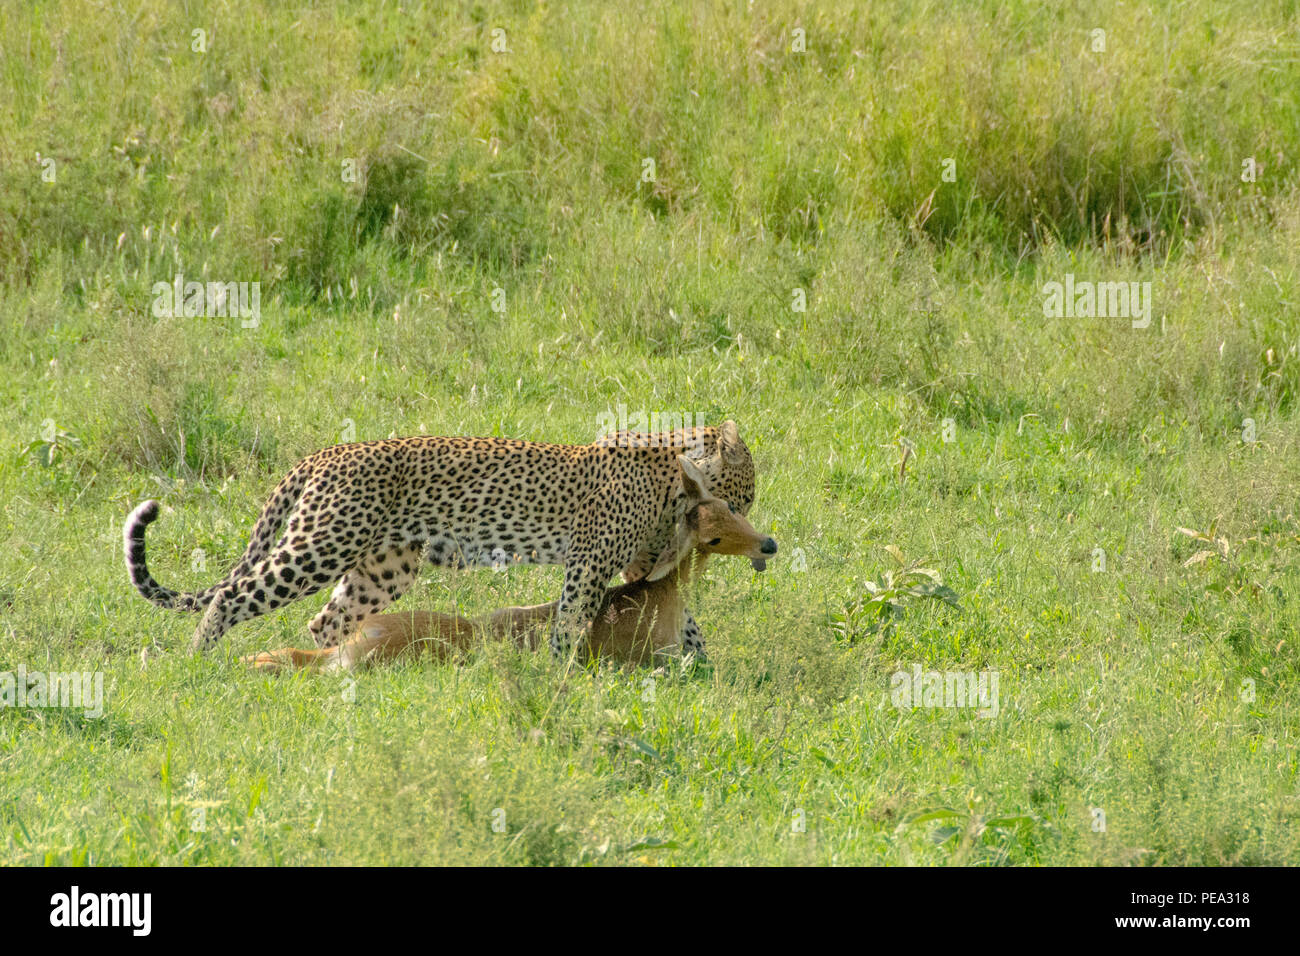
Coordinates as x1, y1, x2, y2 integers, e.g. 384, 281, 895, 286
647, 457, 709, 582
678, 455, 710, 502
646, 521, 694, 582
719, 420, 743, 464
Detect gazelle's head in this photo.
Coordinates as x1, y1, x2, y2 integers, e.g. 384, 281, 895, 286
647, 456, 777, 581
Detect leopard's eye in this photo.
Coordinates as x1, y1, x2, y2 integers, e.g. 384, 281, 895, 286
728, 502, 737, 513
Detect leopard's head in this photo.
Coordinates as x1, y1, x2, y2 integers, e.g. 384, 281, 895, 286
690, 420, 755, 517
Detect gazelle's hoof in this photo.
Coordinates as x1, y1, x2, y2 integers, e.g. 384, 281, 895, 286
242, 651, 289, 672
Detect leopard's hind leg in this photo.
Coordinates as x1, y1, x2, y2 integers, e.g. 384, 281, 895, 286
189, 525, 373, 653
307, 544, 422, 648
191, 556, 333, 654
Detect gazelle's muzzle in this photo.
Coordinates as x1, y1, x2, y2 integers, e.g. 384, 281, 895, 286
750, 536, 778, 572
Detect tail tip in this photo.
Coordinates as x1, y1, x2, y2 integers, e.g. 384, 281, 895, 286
131, 499, 161, 523
124, 499, 162, 548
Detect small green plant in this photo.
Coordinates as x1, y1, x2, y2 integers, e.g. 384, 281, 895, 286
18, 424, 82, 467
831, 546, 962, 643
904, 805, 1049, 863
1176, 517, 1231, 568
1176, 517, 1294, 600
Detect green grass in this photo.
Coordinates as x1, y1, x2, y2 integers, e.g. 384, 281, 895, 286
2, 0, 1299, 865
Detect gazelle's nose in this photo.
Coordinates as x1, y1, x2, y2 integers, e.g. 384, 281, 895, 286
760, 538, 778, 555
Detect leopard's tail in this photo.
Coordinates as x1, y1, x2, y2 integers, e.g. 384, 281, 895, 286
123, 500, 208, 610
124, 461, 312, 611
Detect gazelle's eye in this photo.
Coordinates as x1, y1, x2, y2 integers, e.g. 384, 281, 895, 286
707, 538, 722, 546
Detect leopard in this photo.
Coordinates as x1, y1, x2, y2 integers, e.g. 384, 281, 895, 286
242, 454, 778, 673
123, 420, 756, 659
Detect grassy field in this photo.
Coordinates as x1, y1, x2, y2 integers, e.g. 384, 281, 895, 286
2, 0, 1299, 865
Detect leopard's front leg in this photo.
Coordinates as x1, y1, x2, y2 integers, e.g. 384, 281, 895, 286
680, 606, 707, 663
551, 487, 650, 662
550, 553, 620, 661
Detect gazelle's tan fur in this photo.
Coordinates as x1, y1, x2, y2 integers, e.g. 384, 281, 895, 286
245, 457, 776, 673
